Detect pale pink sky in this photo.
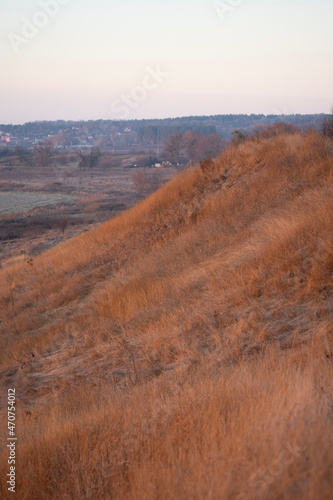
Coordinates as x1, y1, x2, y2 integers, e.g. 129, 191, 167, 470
1, 0, 332, 123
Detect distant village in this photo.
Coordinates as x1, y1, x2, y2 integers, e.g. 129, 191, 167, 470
0, 114, 325, 164
0, 126, 135, 150
0, 114, 325, 148
0, 132, 20, 146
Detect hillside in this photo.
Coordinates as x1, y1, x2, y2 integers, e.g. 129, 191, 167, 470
0, 128, 333, 499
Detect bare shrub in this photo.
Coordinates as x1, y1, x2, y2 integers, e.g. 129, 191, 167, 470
57, 216, 70, 234
131, 169, 148, 193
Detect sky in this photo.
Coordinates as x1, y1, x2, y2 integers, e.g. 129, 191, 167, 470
0, 0, 332, 124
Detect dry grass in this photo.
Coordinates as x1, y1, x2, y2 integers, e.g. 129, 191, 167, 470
0, 129, 333, 499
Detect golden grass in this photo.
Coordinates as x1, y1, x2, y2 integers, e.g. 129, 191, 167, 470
0, 129, 333, 499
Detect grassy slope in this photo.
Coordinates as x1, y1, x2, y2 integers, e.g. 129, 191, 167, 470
0, 130, 333, 499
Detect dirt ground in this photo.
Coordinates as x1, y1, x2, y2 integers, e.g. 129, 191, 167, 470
0, 154, 176, 268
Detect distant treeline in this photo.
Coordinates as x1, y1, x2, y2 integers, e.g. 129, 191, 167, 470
0, 114, 327, 146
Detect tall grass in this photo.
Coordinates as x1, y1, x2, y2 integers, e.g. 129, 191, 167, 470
0, 129, 332, 499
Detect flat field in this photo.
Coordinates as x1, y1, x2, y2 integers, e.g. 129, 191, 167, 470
0, 191, 77, 214
0, 152, 175, 267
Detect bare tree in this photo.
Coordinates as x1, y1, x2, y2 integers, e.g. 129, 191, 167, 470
181, 132, 225, 164
131, 169, 148, 193
78, 148, 102, 170
33, 141, 54, 167
164, 132, 183, 163
182, 131, 199, 163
